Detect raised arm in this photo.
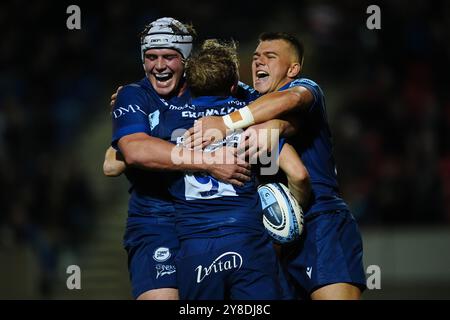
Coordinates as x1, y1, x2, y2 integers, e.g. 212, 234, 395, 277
118, 132, 252, 187
238, 119, 297, 163
107, 84, 251, 186
184, 86, 312, 147
236, 86, 313, 128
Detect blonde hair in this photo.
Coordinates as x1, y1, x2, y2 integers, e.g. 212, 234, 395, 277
186, 39, 239, 96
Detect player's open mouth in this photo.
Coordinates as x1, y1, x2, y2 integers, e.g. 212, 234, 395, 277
254, 70, 270, 87
154, 73, 173, 82
256, 70, 269, 79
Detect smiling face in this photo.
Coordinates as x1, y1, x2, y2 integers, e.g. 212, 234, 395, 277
143, 48, 185, 98
252, 39, 301, 94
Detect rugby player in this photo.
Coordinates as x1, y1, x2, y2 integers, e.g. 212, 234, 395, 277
165, 39, 308, 299
185, 32, 366, 300
107, 37, 312, 298
108, 17, 251, 300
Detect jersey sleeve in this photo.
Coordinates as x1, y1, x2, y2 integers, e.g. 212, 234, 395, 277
111, 84, 151, 149
288, 78, 323, 113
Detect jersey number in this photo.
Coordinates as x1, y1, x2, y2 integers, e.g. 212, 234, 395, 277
184, 173, 237, 200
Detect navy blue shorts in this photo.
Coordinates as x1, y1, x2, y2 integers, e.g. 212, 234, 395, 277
124, 216, 179, 299
281, 209, 366, 298
175, 231, 293, 300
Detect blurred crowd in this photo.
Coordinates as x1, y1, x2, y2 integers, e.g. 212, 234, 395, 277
323, 1, 450, 225
0, 0, 449, 296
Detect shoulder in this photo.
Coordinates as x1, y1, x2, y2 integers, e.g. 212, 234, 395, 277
115, 79, 163, 108
238, 81, 256, 93
118, 81, 150, 99
290, 78, 324, 104
289, 78, 322, 92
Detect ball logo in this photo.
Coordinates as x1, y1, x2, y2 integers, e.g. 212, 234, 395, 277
258, 183, 304, 244
195, 251, 243, 283
265, 206, 284, 229
153, 247, 171, 262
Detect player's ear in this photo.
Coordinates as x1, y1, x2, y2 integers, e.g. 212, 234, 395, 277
287, 63, 301, 78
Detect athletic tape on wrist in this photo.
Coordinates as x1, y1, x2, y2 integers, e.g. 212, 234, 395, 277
223, 106, 255, 130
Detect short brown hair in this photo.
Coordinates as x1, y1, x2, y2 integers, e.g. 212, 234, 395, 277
259, 32, 304, 68
186, 39, 239, 97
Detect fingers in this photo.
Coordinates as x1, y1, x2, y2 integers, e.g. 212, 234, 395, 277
183, 127, 195, 147
237, 148, 246, 161
239, 131, 257, 150
228, 179, 244, 187
245, 144, 258, 160
189, 121, 213, 149
201, 139, 213, 149
184, 119, 226, 150
110, 94, 117, 108
231, 151, 251, 168
237, 137, 249, 155
192, 136, 204, 149
239, 162, 251, 170
227, 148, 248, 166
187, 133, 209, 149
250, 149, 264, 164
226, 168, 252, 187
193, 119, 202, 131
249, 147, 271, 164
232, 173, 252, 183
235, 166, 251, 177
110, 86, 123, 108
225, 147, 237, 156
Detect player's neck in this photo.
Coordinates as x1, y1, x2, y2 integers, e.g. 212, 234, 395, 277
177, 80, 189, 97
275, 78, 293, 92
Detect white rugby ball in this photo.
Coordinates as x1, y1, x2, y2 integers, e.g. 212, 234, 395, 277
257, 183, 304, 244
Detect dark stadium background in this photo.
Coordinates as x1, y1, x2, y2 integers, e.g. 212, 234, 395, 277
1, 0, 449, 299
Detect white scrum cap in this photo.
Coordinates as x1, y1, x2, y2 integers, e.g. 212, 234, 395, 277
140, 17, 194, 61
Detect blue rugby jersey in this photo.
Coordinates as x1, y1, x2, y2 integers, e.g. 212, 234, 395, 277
239, 79, 348, 217
281, 78, 348, 216
160, 95, 266, 240
111, 77, 190, 217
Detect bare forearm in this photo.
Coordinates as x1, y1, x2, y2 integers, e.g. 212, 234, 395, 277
248, 90, 303, 124
279, 143, 311, 209
118, 133, 206, 172
222, 86, 312, 131
118, 133, 252, 186
287, 176, 311, 210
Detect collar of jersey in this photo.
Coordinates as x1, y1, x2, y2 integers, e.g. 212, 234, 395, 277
140, 77, 191, 103
279, 77, 308, 91
140, 77, 153, 90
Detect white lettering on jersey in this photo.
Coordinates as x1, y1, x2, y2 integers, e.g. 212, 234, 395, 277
112, 104, 147, 119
